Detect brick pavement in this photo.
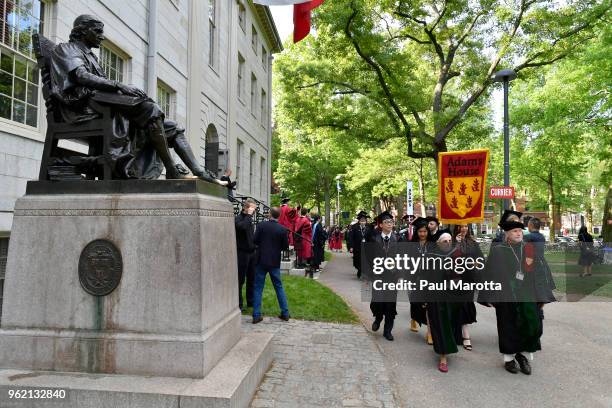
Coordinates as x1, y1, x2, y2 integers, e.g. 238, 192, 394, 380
243, 316, 398, 408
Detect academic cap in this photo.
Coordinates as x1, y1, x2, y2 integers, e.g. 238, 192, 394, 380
412, 217, 429, 230
425, 216, 439, 225
356, 210, 370, 220
501, 221, 525, 231
499, 209, 523, 226
377, 211, 394, 223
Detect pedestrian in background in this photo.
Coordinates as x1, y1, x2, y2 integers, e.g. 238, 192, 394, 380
252, 207, 290, 324
235, 199, 257, 310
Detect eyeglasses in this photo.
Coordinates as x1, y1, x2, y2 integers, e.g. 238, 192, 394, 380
382, 220, 394, 225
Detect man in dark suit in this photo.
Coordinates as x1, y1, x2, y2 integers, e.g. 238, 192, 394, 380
369, 211, 400, 341
235, 199, 257, 310
252, 207, 290, 323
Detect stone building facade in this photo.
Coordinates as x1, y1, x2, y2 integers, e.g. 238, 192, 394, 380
0, 0, 282, 316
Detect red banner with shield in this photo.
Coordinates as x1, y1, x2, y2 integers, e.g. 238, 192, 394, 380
437, 149, 490, 224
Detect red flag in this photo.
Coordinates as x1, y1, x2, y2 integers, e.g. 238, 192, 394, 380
437, 149, 490, 224
293, 0, 324, 43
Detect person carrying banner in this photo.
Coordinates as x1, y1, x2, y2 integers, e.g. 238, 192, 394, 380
407, 217, 431, 338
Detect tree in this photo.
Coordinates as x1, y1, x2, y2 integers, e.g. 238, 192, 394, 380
509, 24, 611, 239
297, 0, 609, 162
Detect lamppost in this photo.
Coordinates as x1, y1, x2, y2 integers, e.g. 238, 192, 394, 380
492, 69, 517, 211
335, 175, 343, 226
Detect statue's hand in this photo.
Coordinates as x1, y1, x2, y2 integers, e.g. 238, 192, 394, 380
117, 83, 146, 98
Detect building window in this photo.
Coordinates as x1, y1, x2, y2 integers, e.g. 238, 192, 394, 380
156, 81, 175, 120
99, 45, 125, 82
238, 2, 246, 33
261, 46, 267, 70
0, 0, 44, 127
250, 73, 257, 115
1, 0, 44, 58
236, 139, 243, 188
0, 237, 8, 323
251, 25, 258, 54
208, 0, 216, 67
237, 53, 245, 99
260, 157, 266, 198
249, 149, 256, 194
260, 89, 266, 126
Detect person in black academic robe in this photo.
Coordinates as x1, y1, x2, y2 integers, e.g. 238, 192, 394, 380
311, 215, 327, 269
478, 219, 555, 375
348, 211, 371, 279
367, 211, 400, 341
406, 217, 431, 336
423, 232, 462, 373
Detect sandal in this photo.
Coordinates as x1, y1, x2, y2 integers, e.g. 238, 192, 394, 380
463, 338, 472, 351
410, 319, 419, 333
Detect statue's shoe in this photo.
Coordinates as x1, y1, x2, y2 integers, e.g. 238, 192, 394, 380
166, 164, 195, 180
192, 170, 228, 185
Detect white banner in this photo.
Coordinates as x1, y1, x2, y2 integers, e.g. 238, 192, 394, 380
252, 0, 310, 5
406, 181, 414, 216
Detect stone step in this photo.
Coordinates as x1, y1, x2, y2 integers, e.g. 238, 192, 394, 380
0, 331, 274, 408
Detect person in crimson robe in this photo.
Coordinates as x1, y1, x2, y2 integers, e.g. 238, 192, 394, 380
278, 197, 293, 245
294, 208, 312, 267
334, 227, 344, 251
328, 227, 337, 251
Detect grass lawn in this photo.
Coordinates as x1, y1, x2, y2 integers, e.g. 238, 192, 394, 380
550, 262, 612, 298
241, 274, 358, 324
544, 252, 580, 263
324, 250, 333, 262
553, 275, 612, 298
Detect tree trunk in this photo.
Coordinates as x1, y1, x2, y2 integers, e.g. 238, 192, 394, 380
602, 186, 612, 242
586, 186, 596, 232
547, 170, 556, 242
314, 181, 321, 215
324, 182, 331, 226
418, 159, 427, 217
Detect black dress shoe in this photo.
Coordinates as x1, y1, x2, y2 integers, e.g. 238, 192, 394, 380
383, 332, 394, 341
372, 319, 382, 332
515, 353, 532, 375
504, 360, 519, 374
279, 314, 290, 321
252, 316, 263, 324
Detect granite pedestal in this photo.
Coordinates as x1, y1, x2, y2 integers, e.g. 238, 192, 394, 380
0, 180, 272, 407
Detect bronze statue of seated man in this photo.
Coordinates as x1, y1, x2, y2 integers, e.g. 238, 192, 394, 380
49, 14, 225, 184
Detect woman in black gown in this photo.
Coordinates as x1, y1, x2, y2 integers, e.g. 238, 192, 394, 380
450, 224, 483, 351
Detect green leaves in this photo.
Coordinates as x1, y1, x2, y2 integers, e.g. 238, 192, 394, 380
272, 0, 610, 213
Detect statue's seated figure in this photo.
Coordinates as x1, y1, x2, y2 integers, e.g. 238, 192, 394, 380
47, 14, 224, 183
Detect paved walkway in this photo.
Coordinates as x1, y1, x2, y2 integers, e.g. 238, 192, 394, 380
319, 251, 612, 408
245, 316, 398, 408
